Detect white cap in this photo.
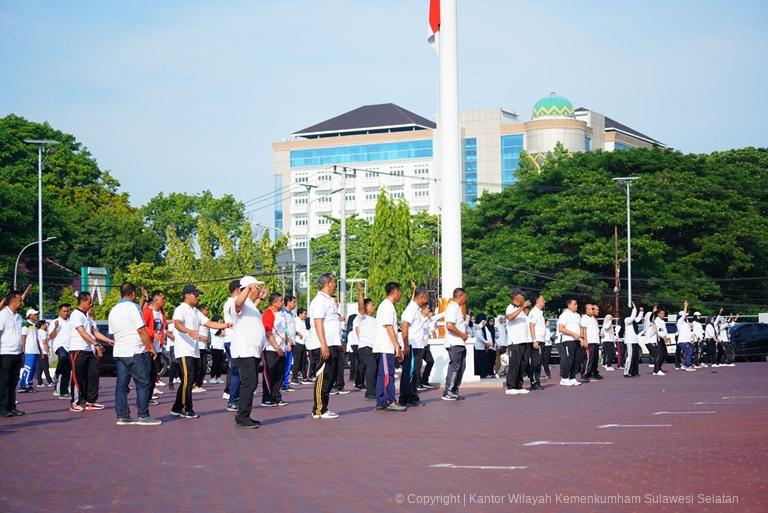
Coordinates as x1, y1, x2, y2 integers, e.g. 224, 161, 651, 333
693, 311, 702, 316
240, 275, 264, 288
26, 308, 39, 318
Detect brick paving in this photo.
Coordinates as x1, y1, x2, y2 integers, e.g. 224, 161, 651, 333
1, 363, 766, 513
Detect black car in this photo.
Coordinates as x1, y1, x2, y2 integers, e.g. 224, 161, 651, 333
729, 322, 768, 361
94, 321, 172, 377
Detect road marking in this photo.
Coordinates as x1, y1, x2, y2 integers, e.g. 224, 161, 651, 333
598, 424, 672, 429
522, 440, 613, 446
721, 396, 768, 400
693, 401, 751, 405
430, 463, 527, 470
653, 411, 716, 415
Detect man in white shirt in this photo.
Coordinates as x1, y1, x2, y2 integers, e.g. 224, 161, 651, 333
691, 311, 706, 368
36, 320, 54, 387
443, 288, 469, 401
281, 295, 297, 392
230, 276, 267, 428
291, 308, 309, 384
0, 291, 25, 417
374, 282, 406, 412
49, 303, 73, 398
527, 294, 548, 390
653, 309, 670, 375
172, 284, 229, 419
261, 292, 288, 408
581, 304, 604, 381
18, 309, 40, 393
557, 299, 583, 386
420, 306, 439, 388
354, 282, 378, 399
676, 300, 696, 372
308, 273, 342, 419
399, 286, 430, 408
505, 291, 531, 395
222, 280, 241, 409
716, 311, 737, 366
67, 292, 106, 412
109, 282, 160, 426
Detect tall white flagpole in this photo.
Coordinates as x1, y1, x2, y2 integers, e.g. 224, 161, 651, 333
438, 0, 462, 298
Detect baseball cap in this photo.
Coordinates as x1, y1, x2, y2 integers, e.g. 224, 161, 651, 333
228, 280, 242, 293
25, 308, 39, 318
240, 276, 264, 288
182, 284, 202, 296
693, 311, 702, 316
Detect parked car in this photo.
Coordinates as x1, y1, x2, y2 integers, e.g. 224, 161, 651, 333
729, 322, 768, 361
94, 321, 172, 377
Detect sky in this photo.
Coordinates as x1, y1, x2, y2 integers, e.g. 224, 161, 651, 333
2, 0, 766, 228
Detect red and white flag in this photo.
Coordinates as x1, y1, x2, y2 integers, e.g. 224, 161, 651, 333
427, 0, 440, 46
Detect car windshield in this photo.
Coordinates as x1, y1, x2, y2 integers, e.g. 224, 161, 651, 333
666, 323, 677, 334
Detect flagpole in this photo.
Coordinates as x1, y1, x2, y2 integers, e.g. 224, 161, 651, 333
438, 0, 462, 297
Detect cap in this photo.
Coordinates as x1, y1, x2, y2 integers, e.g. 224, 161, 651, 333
25, 308, 39, 318
228, 280, 242, 293
240, 276, 264, 289
182, 284, 202, 296
693, 311, 702, 317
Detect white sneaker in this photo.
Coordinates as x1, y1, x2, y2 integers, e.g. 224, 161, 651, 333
222, 392, 230, 400
560, 378, 571, 386
518, 388, 530, 394
505, 388, 520, 395
156, 381, 166, 387
648, 364, 654, 368
726, 363, 736, 367
605, 366, 615, 371
569, 379, 581, 386
312, 411, 339, 419
683, 367, 696, 372
191, 386, 206, 393
653, 371, 666, 376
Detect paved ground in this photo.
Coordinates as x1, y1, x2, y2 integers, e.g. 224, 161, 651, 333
1, 363, 767, 513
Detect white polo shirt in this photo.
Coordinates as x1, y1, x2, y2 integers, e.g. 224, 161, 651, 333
172, 302, 209, 359
0, 308, 23, 355
557, 310, 581, 342
374, 298, 399, 354
308, 292, 341, 350
22, 321, 40, 354
444, 301, 467, 347
581, 315, 601, 345
354, 313, 376, 349
50, 317, 72, 352
676, 313, 693, 343
109, 300, 147, 358
295, 318, 308, 345
401, 301, 427, 350
505, 304, 529, 345
495, 320, 508, 347
602, 318, 615, 342
223, 297, 235, 343
263, 307, 287, 352
528, 306, 547, 342
230, 298, 265, 358
655, 317, 668, 341
68, 309, 93, 352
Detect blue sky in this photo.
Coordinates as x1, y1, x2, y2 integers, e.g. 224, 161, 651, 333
2, 0, 766, 227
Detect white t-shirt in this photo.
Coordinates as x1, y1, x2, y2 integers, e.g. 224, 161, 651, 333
557, 310, 581, 342
581, 315, 601, 345
495, 320, 508, 347
50, 317, 73, 352
347, 317, 359, 346
283, 308, 296, 345
172, 303, 209, 359
223, 297, 235, 343
263, 308, 288, 352
38, 329, 49, 355
676, 313, 693, 343
210, 332, 225, 350
0, 308, 22, 355
354, 314, 376, 349
308, 292, 341, 350
68, 309, 93, 352
109, 300, 147, 358
655, 317, 668, 341
22, 321, 39, 354
602, 318, 615, 342
198, 325, 210, 350
229, 298, 265, 358
295, 318, 308, 345
528, 307, 547, 342
401, 301, 427, 350
505, 304, 529, 344
705, 324, 716, 339
166, 324, 175, 349
444, 301, 467, 347
643, 313, 658, 343
374, 299, 399, 354
692, 321, 704, 341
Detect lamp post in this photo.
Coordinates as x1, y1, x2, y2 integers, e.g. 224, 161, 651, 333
14, 237, 57, 290
23, 139, 59, 315
613, 176, 639, 305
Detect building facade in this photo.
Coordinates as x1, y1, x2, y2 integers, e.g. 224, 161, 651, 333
272, 94, 664, 246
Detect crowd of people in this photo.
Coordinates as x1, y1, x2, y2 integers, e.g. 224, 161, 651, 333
0, 276, 742, 426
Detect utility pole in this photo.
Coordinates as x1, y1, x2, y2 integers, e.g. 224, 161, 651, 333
613, 177, 639, 306
614, 224, 622, 368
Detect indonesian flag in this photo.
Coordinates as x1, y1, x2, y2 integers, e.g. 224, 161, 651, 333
427, 0, 440, 45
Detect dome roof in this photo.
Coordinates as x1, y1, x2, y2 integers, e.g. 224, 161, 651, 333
532, 93, 574, 119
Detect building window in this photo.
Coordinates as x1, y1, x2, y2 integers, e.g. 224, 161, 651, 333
289, 140, 433, 168
500, 134, 524, 189
319, 217, 331, 225
274, 175, 283, 230
294, 217, 308, 227
318, 195, 332, 203
365, 188, 379, 201
345, 192, 355, 202
463, 138, 478, 206
295, 175, 308, 183
294, 194, 308, 205
414, 164, 430, 176
585, 135, 591, 151
615, 142, 632, 150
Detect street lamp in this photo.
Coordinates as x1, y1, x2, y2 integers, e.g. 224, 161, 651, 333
613, 176, 639, 305
302, 186, 343, 310
14, 237, 57, 290
24, 139, 59, 315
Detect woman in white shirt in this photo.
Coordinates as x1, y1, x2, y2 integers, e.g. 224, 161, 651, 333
601, 314, 617, 371
209, 315, 226, 384
36, 320, 54, 386
621, 303, 644, 377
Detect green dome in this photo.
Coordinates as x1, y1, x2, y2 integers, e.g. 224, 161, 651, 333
532, 93, 574, 118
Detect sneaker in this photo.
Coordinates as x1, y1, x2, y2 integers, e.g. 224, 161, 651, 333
191, 387, 206, 394
648, 364, 654, 368
283, 387, 297, 393
505, 388, 521, 395
416, 386, 428, 391
151, 395, 160, 400
10, 409, 25, 416
136, 416, 162, 426
156, 381, 167, 387
335, 389, 351, 395
276, 400, 288, 407
52, 390, 62, 397
605, 366, 615, 371
70, 404, 85, 413
182, 411, 200, 419
518, 388, 530, 394
222, 392, 230, 400
86, 402, 105, 410
569, 379, 582, 386
154, 389, 164, 395
301, 379, 314, 385
441, 393, 457, 401
149, 399, 159, 406
116, 417, 136, 426
726, 363, 736, 367
560, 378, 571, 386
58, 393, 71, 400
408, 400, 426, 407
235, 419, 261, 429
17, 388, 30, 394
422, 383, 435, 389
170, 410, 184, 417
385, 403, 407, 412
260, 401, 276, 408
653, 371, 666, 376
226, 403, 238, 412
683, 367, 696, 372
173, 378, 181, 384
593, 374, 604, 380
311, 411, 338, 419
